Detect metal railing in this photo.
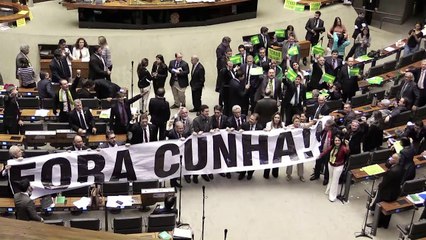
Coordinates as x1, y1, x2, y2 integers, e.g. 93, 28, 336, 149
353, 7, 403, 29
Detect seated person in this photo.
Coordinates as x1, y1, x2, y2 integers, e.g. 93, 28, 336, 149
333, 103, 356, 126
67, 135, 88, 151
17, 57, 36, 88
69, 99, 96, 136
377, 99, 391, 118
151, 196, 178, 215
403, 120, 426, 154
327, 83, 342, 100
100, 131, 124, 148
384, 97, 409, 124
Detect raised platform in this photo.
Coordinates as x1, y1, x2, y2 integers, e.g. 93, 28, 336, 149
63, 0, 258, 29
0, 2, 29, 25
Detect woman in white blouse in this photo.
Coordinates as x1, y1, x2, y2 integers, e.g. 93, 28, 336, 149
72, 37, 90, 62
264, 112, 285, 179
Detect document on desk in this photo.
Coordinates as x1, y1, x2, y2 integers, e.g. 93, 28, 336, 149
106, 195, 133, 208
384, 47, 396, 52
407, 191, 426, 205
173, 228, 192, 239
99, 109, 111, 119
35, 109, 50, 117
361, 164, 385, 175
73, 197, 91, 209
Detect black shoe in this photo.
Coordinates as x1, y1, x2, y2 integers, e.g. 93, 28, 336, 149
172, 182, 182, 188
226, 173, 231, 179
193, 176, 199, 184
208, 174, 214, 180
201, 175, 210, 182
272, 172, 279, 178
323, 179, 329, 186
170, 104, 179, 109
366, 223, 372, 228
238, 173, 245, 180
184, 176, 191, 183
189, 109, 197, 112
263, 173, 270, 179
247, 174, 253, 180
310, 176, 319, 181
219, 173, 226, 177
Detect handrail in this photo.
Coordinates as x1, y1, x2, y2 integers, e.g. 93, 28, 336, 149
380, 16, 403, 29
352, 6, 403, 18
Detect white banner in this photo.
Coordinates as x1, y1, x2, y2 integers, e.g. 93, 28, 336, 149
8, 118, 330, 199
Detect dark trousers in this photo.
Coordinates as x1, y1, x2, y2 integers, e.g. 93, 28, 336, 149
4, 121, 19, 134
418, 89, 426, 107
239, 171, 254, 178
153, 79, 166, 95
191, 88, 202, 111
342, 91, 355, 103
58, 111, 69, 123
264, 168, 279, 178
313, 156, 329, 180
153, 123, 167, 141
365, 10, 374, 25
345, 43, 360, 61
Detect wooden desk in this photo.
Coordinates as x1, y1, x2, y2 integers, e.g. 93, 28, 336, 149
103, 195, 142, 231
40, 59, 89, 79
88, 134, 127, 145
0, 134, 24, 146
354, 39, 406, 66
353, 104, 381, 114
64, 0, 258, 29
0, 217, 141, 240
18, 87, 38, 97
383, 119, 426, 138
414, 155, 426, 169
21, 109, 56, 120
128, 232, 162, 240
0, 2, 29, 24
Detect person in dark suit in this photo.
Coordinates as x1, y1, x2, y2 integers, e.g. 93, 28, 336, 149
149, 88, 170, 141
384, 97, 408, 124
189, 55, 205, 113
282, 75, 307, 125
332, 103, 356, 126
169, 53, 190, 109
254, 90, 278, 128
403, 121, 426, 155
53, 79, 76, 123
281, 34, 301, 68
77, 79, 95, 99
311, 95, 330, 119
399, 137, 416, 184
37, 72, 55, 100
363, 111, 384, 152
304, 10, 325, 64
325, 50, 343, 76
3, 85, 23, 134
100, 131, 125, 148
227, 105, 246, 130
255, 26, 271, 56
308, 56, 327, 91
128, 113, 157, 144
363, 0, 380, 25
167, 121, 191, 186
399, 72, 421, 111
369, 153, 403, 228
216, 36, 232, 73
67, 135, 88, 151
337, 57, 360, 102
69, 99, 96, 136
257, 47, 270, 73
211, 105, 228, 130
223, 63, 244, 116
408, 59, 426, 107
151, 54, 169, 94
14, 179, 43, 222
343, 120, 365, 155
109, 92, 143, 134
16, 44, 30, 79
89, 45, 111, 81
240, 113, 263, 180
237, 44, 248, 66
240, 55, 261, 113
50, 49, 71, 83
257, 68, 282, 101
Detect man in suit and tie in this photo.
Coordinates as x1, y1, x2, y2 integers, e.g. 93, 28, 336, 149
282, 75, 307, 125
240, 55, 261, 113
167, 121, 190, 187
14, 179, 43, 222
409, 59, 426, 107
37, 72, 55, 100
337, 57, 360, 102
216, 36, 232, 73
227, 105, 246, 130
3, 85, 23, 134
256, 26, 271, 56
109, 92, 143, 134
363, 0, 380, 25
254, 90, 278, 128
239, 113, 263, 180
50, 49, 71, 83
128, 113, 157, 144
89, 45, 111, 81
257, 47, 270, 73
228, 68, 248, 116
69, 99, 96, 136
308, 56, 327, 91
100, 131, 125, 148
257, 68, 282, 102
149, 88, 170, 140
211, 105, 228, 130
237, 44, 248, 66
173, 107, 193, 137
325, 50, 343, 76
399, 72, 420, 110
53, 79, 77, 123
189, 55, 205, 113
311, 95, 330, 119
281, 34, 301, 68
304, 10, 325, 65
67, 135, 88, 151
169, 53, 190, 109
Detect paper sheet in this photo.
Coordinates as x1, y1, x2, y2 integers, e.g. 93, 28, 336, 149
73, 197, 91, 209
393, 141, 403, 153
173, 228, 192, 238
384, 47, 396, 52
249, 67, 263, 76
35, 109, 49, 117
407, 191, 426, 204
361, 164, 385, 175
106, 195, 133, 208
99, 108, 111, 119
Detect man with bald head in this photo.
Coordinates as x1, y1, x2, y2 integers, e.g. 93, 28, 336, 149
189, 55, 205, 113
169, 52, 189, 109
67, 135, 87, 151
312, 95, 330, 119
407, 59, 426, 107
399, 71, 420, 110
337, 57, 359, 102
16, 44, 31, 79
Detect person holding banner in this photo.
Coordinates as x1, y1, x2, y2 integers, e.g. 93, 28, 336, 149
281, 75, 306, 126
239, 113, 263, 180
262, 112, 284, 179
281, 34, 301, 69
128, 113, 157, 144
304, 10, 325, 65
227, 105, 246, 131
67, 135, 88, 151
167, 121, 189, 187
14, 179, 44, 222
254, 90, 278, 128
100, 131, 125, 148
109, 91, 143, 134
337, 57, 359, 102
173, 107, 193, 137
240, 55, 261, 113
316, 135, 349, 202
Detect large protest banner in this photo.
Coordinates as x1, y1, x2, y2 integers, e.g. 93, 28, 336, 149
8, 118, 329, 198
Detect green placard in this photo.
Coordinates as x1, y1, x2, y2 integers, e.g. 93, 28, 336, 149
286, 68, 298, 81
275, 29, 285, 38
284, 0, 296, 10
288, 45, 299, 56
294, 4, 305, 12
349, 68, 360, 77
367, 76, 384, 85
56, 196, 66, 204
250, 35, 260, 45
306, 91, 313, 99
322, 73, 335, 83
253, 55, 260, 64
230, 55, 242, 65
361, 164, 385, 175
312, 44, 325, 55
310, 2, 321, 11
268, 48, 283, 62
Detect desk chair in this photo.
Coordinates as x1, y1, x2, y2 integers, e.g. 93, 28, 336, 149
62, 185, 90, 197
387, 83, 402, 99
17, 97, 40, 109
397, 220, 426, 240
412, 49, 426, 62
368, 90, 386, 101
94, 122, 107, 134
81, 98, 100, 110
100, 98, 117, 109
24, 150, 49, 158
132, 180, 160, 195
397, 53, 415, 69
102, 181, 130, 196
347, 152, 371, 171
350, 94, 369, 108
21, 122, 43, 132
415, 105, 426, 121
367, 64, 385, 78
382, 59, 398, 72
391, 111, 412, 128
113, 216, 143, 234
41, 98, 54, 109
147, 213, 176, 232
325, 100, 343, 112
47, 122, 71, 131
400, 178, 426, 196
370, 148, 393, 165
44, 219, 65, 226
70, 218, 101, 231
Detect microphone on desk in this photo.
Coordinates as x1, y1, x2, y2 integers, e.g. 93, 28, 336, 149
224, 229, 228, 240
